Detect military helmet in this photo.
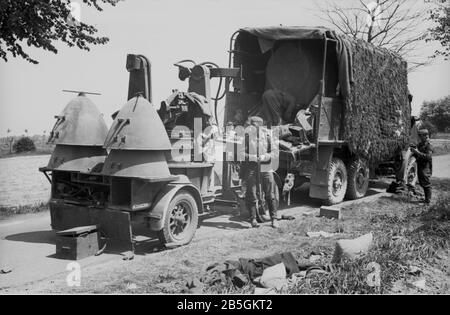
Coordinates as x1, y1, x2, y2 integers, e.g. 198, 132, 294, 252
247, 116, 264, 126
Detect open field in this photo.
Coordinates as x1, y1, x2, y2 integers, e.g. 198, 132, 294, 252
0, 155, 50, 209
431, 138, 450, 156
0, 135, 53, 159
433, 133, 450, 140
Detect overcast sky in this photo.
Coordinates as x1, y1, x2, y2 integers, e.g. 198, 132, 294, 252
1, 0, 449, 136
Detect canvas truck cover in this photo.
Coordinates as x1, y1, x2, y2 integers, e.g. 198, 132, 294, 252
236, 26, 410, 164
239, 26, 353, 98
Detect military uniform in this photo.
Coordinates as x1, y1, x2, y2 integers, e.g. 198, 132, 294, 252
244, 166, 277, 223
413, 130, 433, 203
242, 116, 278, 227
260, 89, 297, 127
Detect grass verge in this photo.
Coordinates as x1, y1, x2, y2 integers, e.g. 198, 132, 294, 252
287, 195, 449, 293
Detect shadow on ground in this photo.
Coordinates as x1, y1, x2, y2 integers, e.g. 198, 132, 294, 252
5, 230, 55, 244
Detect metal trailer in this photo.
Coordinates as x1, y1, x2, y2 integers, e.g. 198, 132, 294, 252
40, 54, 240, 251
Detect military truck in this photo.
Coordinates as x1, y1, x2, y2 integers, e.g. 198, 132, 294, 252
220, 26, 413, 205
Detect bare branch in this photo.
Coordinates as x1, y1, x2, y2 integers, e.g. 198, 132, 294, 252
316, 0, 432, 69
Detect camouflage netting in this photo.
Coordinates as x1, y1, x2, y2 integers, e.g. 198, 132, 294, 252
343, 38, 410, 165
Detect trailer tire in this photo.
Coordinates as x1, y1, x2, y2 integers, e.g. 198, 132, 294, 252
158, 191, 199, 246
346, 158, 370, 200
325, 158, 348, 205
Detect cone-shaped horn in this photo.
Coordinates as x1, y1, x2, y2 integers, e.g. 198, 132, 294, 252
49, 94, 108, 146
102, 96, 173, 180
102, 150, 172, 180
103, 96, 171, 150
46, 94, 108, 172
47, 145, 106, 172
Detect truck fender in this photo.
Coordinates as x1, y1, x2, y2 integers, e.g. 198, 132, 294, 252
147, 175, 203, 231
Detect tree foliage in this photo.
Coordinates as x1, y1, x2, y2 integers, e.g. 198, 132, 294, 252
13, 137, 36, 153
0, 0, 119, 64
420, 120, 438, 137
420, 95, 450, 132
316, 0, 431, 70
427, 0, 450, 59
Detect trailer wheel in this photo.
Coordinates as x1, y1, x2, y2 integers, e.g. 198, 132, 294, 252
325, 158, 348, 205
406, 156, 418, 187
158, 191, 199, 246
346, 158, 370, 200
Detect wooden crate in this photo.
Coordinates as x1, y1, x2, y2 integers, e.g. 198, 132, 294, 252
55, 225, 99, 260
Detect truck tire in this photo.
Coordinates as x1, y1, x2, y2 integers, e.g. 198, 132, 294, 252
325, 158, 348, 205
158, 191, 199, 246
405, 156, 418, 187
346, 158, 370, 200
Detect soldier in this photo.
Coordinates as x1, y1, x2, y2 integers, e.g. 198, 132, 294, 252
260, 89, 297, 127
242, 116, 279, 228
411, 129, 433, 204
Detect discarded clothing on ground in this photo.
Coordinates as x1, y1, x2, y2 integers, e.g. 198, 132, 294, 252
386, 181, 422, 198
239, 252, 300, 281
184, 251, 334, 293
187, 252, 300, 292
258, 262, 287, 289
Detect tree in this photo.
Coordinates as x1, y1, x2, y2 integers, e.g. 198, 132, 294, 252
420, 95, 450, 132
316, 0, 431, 70
13, 137, 36, 153
0, 0, 119, 64
420, 120, 438, 137
427, 0, 450, 59
6, 128, 13, 154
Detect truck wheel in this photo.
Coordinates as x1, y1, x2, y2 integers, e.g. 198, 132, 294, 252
406, 156, 418, 187
325, 158, 348, 205
158, 191, 199, 246
346, 158, 370, 200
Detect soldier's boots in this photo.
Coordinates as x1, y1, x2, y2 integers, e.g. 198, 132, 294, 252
249, 205, 260, 228
424, 187, 432, 204
267, 199, 278, 228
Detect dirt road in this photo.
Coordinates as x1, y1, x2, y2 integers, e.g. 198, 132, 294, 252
1, 154, 448, 293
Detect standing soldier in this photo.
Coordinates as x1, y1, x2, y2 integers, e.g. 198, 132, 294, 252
242, 116, 279, 228
411, 129, 433, 204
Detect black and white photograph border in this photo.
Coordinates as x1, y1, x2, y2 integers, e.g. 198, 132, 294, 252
0, 0, 449, 296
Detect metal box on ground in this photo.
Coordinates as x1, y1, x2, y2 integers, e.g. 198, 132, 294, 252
55, 225, 99, 260
319, 206, 341, 219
